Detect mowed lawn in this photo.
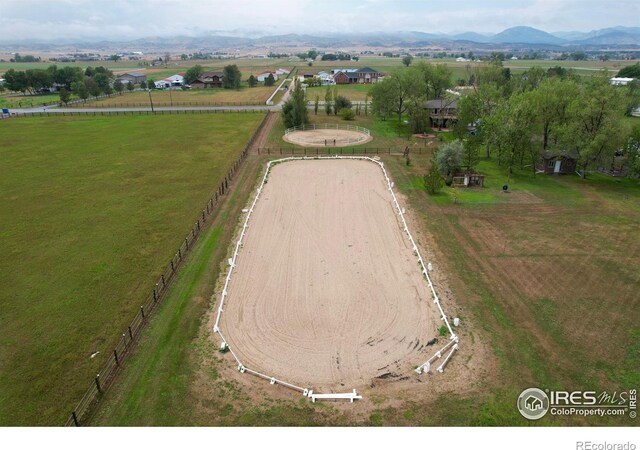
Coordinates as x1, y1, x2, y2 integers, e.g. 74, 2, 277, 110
0, 113, 264, 425
305, 84, 372, 101
75, 87, 275, 107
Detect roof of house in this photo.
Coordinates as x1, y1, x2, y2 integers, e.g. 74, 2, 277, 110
424, 98, 459, 109
541, 149, 578, 159
118, 72, 146, 78
201, 71, 224, 77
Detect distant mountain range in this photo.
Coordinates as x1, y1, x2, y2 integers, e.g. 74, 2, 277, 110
2, 26, 639, 51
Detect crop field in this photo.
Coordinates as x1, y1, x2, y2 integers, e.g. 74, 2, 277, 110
74, 86, 276, 107
0, 113, 264, 425
88, 112, 639, 426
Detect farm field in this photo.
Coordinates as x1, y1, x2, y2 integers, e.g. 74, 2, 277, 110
73, 86, 276, 107
91, 113, 639, 426
0, 113, 265, 425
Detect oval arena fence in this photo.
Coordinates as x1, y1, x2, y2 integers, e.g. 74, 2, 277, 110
213, 155, 459, 403
283, 123, 372, 146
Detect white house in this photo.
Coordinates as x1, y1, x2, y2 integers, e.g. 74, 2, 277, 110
317, 71, 334, 85
609, 77, 635, 86
275, 68, 290, 76
257, 72, 278, 82
154, 74, 184, 89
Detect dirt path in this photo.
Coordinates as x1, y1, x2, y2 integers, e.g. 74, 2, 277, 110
250, 112, 278, 151
220, 159, 440, 390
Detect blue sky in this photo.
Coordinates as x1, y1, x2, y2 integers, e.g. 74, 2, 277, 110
0, 0, 638, 42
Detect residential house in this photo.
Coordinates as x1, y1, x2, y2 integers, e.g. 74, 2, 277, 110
536, 150, 578, 175
154, 74, 185, 89
256, 72, 278, 82
423, 98, 459, 129
333, 67, 383, 84
275, 68, 290, 76
117, 72, 147, 85
191, 71, 224, 89
317, 71, 333, 85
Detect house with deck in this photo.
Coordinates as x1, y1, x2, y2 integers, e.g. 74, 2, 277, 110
423, 98, 459, 129
333, 67, 383, 84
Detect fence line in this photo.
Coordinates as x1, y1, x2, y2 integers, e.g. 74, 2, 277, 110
63, 111, 271, 426
284, 123, 371, 136
213, 155, 458, 402
256, 147, 427, 156
9, 109, 268, 119
66, 101, 268, 108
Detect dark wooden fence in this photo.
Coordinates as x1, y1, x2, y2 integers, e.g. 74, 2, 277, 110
63, 111, 270, 426
68, 101, 267, 108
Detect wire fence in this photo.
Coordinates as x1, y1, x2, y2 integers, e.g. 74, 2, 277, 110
8, 109, 268, 119
284, 123, 371, 136
63, 111, 271, 427
256, 146, 429, 156
67, 101, 268, 108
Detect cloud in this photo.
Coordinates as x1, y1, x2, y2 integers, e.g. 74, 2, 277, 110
0, 0, 637, 42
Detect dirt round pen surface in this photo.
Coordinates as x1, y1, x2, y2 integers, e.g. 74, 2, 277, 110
220, 159, 439, 389
283, 128, 373, 147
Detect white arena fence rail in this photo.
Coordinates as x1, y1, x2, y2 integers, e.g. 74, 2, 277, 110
213, 155, 459, 403
284, 123, 371, 136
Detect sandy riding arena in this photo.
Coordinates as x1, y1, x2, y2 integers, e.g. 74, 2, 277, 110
283, 124, 373, 147
219, 159, 441, 389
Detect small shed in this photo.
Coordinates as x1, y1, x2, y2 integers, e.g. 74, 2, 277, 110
538, 150, 578, 175
452, 172, 485, 187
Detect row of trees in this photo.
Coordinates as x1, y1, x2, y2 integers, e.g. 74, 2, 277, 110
1, 65, 117, 96
452, 64, 638, 178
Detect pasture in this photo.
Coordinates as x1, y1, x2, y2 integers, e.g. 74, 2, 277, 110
0, 113, 264, 425
305, 84, 372, 101
74, 86, 275, 107
90, 112, 639, 426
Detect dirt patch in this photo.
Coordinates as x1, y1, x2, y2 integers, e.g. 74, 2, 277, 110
283, 129, 373, 147
219, 159, 441, 390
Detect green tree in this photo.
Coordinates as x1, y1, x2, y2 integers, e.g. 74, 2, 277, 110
623, 125, 640, 178
563, 76, 629, 178
424, 158, 444, 194
139, 80, 147, 90
527, 77, 578, 150
247, 75, 257, 87
108, 54, 121, 61
314, 94, 320, 115
185, 65, 204, 84
415, 62, 453, 100
59, 88, 71, 105
281, 82, 309, 128
324, 86, 333, 115
436, 140, 464, 179
126, 81, 134, 92
334, 95, 352, 114
402, 55, 414, 67
223, 64, 242, 89
113, 80, 124, 93
617, 63, 640, 78
147, 79, 155, 90
339, 108, 355, 120
265, 74, 275, 87
370, 67, 426, 125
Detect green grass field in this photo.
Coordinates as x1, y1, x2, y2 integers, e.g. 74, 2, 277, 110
305, 84, 372, 101
89, 111, 639, 426
0, 93, 76, 108
74, 86, 275, 107
0, 113, 264, 425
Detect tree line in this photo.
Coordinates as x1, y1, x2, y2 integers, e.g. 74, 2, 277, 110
370, 61, 640, 179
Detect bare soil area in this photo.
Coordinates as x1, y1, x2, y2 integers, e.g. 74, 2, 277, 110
283, 129, 372, 147
219, 159, 441, 391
